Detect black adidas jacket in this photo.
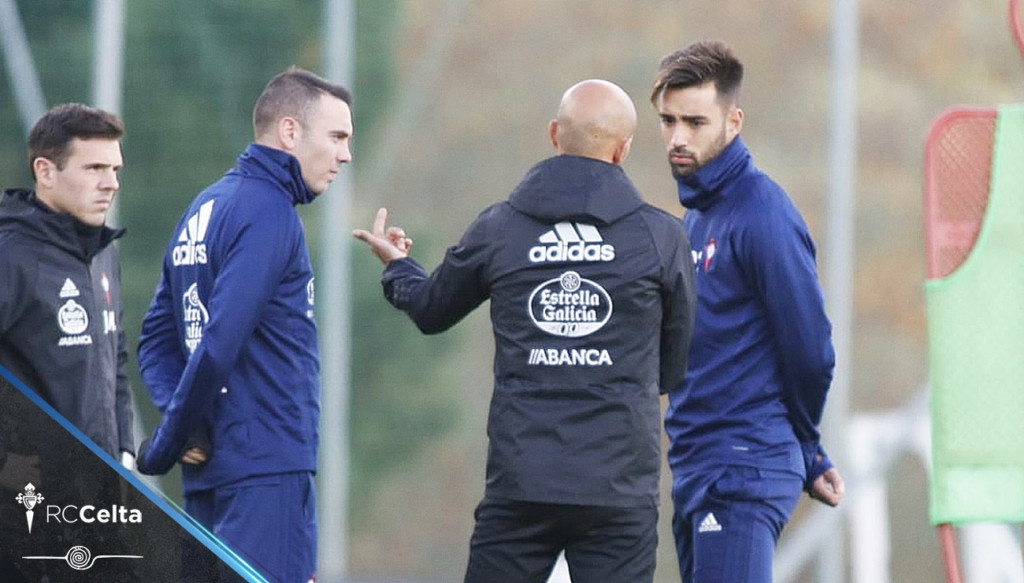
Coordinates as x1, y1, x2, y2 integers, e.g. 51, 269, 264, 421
0, 189, 133, 458
382, 155, 696, 507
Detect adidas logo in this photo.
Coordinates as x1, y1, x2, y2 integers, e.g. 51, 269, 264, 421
528, 222, 615, 263
698, 512, 723, 533
172, 200, 214, 266
59, 278, 80, 298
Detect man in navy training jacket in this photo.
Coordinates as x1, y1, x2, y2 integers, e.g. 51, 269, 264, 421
0, 103, 134, 468
354, 79, 697, 583
651, 40, 846, 583
136, 67, 353, 583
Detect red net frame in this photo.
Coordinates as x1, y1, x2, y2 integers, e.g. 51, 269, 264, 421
923, 108, 996, 280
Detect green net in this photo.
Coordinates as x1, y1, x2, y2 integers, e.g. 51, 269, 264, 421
926, 104, 1024, 524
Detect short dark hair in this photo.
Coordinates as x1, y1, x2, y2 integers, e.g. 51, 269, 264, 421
27, 103, 124, 173
650, 41, 744, 106
252, 67, 353, 137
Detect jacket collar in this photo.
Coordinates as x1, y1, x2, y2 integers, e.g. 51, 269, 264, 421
508, 155, 645, 225
237, 144, 317, 205
0, 188, 124, 261
675, 136, 752, 211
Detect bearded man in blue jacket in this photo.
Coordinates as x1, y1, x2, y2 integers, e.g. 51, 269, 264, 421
651, 41, 846, 583
136, 68, 353, 583
355, 79, 696, 583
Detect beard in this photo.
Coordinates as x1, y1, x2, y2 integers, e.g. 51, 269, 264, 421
669, 124, 729, 179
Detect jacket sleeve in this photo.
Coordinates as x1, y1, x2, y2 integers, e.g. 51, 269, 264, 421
137, 266, 185, 414
659, 225, 697, 395
115, 328, 134, 455
111, 258, 134, 455
0, 253, 23, 337
381, 218, 491, 334
742, 189, 835, 473
138, 195, 299, 475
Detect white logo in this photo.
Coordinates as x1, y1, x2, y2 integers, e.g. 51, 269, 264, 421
529, 222, 615, 263
23, 545, 142, 571
59, 278, 80, 298
698, 512, 723, 533
306, 277, 315, 318
43, 504, 142, 525
172, 200, 214, 266
182, 283, 209, 356
528, 271, 613, 337
528, 348, 613, 366
58, 300, 89, 334
16, 483, 43, 533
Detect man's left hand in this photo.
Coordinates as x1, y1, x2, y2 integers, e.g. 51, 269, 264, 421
809, 466, 845, 507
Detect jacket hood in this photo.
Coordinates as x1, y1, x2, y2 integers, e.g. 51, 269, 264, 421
675, 136, 753, 211
0, 188, 124, 260
508, 155, 645, 225
237, 144, 317, 205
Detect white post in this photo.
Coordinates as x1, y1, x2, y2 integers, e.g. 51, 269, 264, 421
0, 0, 47, 132
92, 0, 125, 227
821, 0, 859, 580
319, 0, 355, 579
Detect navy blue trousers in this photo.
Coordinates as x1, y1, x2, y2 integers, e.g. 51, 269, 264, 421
671, 466, 802, 583
186, 471, 317, 583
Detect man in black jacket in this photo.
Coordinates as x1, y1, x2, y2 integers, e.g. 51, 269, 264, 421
0, 103, 134, 466
354, 79, 696, 583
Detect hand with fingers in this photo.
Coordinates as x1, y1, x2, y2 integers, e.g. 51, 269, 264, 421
353, 207, 414, 264
809, 466, 845, 507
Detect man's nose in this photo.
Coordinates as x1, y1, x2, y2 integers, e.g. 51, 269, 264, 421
101, 169, 119, 191
670, 126, 690, 149
337, 143, 352, 164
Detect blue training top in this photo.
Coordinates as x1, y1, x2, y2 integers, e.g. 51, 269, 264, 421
664, 137, 835, 487
136, 144, 320, 491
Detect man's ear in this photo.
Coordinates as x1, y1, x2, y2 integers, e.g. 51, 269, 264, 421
726, 107, 744, 142
548, 120, 560, 151
612, 136, 633, 165
32, 157, 56, 189
277, 116, 302, 150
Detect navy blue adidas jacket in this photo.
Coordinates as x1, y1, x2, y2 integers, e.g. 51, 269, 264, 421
664, 137, 835, 487
136, 144, 320, 491
382, 154, 696, 508
0, 189, 133, 459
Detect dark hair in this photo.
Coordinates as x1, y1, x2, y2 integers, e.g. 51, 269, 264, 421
650, 41, 743, 106
27, 103, 124, 173
252, 66, 353, 137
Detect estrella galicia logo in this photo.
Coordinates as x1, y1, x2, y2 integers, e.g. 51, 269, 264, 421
528, 271, 613, 337
306, 277, 315, 319
16, 483, 43, 533
182, 282, 209, 356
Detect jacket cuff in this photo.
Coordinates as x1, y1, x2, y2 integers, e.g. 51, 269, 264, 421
802, 442, 833, 491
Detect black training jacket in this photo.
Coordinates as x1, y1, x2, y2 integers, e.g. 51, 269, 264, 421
0, 189, 133, 458
382, 155, 696, 507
